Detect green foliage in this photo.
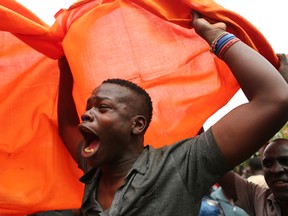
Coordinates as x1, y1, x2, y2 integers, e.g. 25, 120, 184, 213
272, 122, 288, 139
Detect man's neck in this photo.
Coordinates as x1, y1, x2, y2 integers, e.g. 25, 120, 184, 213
101, 150, 142, 184
97, 154, 142, 210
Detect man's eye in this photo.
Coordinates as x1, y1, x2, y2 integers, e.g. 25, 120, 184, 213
97, 104, 110, 111
279, 157, 288, 166
262, 160, 272, 168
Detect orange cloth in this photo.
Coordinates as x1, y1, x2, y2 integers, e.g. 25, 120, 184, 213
0, 0, 278, 214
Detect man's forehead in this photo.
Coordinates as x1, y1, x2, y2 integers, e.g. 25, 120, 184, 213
264, 141, 288, 156
90, 83, 133, 100
93, 83, 122, 92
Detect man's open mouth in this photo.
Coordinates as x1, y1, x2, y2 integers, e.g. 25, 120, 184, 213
78, 125, 100, 157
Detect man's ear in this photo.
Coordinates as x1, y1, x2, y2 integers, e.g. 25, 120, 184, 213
131, 115, 146, 134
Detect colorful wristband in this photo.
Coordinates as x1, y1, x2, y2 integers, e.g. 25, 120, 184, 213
210, 32, 240, 59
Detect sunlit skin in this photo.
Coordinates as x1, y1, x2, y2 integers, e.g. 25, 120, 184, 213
262, 139, 288, 208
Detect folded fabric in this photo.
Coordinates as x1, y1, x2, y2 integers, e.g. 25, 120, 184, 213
0, 0, 278, 214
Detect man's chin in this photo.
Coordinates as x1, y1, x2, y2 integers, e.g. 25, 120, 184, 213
87, 157, 101, 168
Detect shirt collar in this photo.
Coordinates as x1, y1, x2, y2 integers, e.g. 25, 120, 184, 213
267, 193, 282, 215
79, 166, 99, 184
125, 146, 150, 177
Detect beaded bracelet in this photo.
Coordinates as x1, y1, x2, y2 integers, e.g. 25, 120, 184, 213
218, 37, 240, 59
210, 32, 240, 59
214, 34, 236, 55
210, 32, 228, 53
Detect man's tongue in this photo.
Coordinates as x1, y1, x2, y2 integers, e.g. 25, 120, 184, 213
84, 140, 99, 153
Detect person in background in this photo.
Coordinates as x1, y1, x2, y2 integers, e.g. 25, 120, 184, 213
57, 12, 288, 215
210, 187, 249, 216
219, 138, 288, 215
199, 192, 224, 216
246, 157, 268, 188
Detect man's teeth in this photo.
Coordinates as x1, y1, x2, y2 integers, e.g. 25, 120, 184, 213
84, 147, 95, 153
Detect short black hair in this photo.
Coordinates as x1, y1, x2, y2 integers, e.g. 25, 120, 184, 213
102, 78, 153, 130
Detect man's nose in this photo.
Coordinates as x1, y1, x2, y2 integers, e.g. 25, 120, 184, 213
81, 109, 94, 122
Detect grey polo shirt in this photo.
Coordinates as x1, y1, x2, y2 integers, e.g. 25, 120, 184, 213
79, 128, 229, 216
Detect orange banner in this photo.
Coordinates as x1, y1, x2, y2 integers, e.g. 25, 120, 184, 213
0, 0, 278, 214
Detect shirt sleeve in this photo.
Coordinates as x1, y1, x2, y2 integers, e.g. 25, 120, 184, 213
171, 128, 231, 200
234, 174, 268, 215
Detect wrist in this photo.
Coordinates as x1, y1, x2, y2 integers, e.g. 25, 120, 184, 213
209, 32, 240, 59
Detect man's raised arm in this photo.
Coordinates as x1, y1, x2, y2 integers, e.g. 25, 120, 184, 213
57, 57, 83, 164
193, 13, 288, 167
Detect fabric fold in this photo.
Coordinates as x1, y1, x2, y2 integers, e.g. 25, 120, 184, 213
0, 0, 278, 214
